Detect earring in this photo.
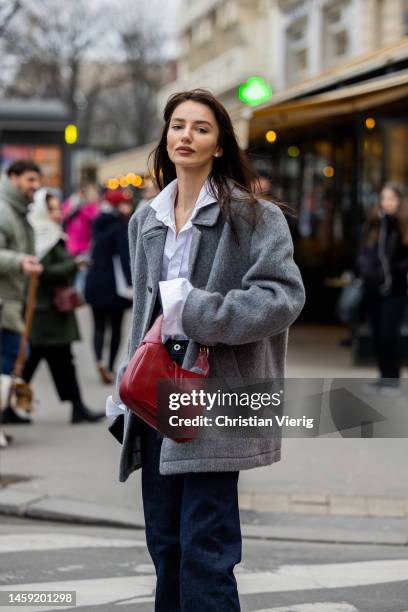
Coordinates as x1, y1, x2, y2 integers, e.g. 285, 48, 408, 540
214, 152, 221, 157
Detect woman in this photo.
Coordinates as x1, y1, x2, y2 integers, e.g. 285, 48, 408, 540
85, 189, 133, 384
62, 184, 100, 294
108, 90, 305, 611
23, 189, 105, 424
358, 183, 408, 392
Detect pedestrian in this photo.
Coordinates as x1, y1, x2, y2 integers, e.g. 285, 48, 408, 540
0, 159, 43, 424
252, 169, 273, 197
107, 89, 305, 611
137, 176, 160, 212
22, 188, 105, 424
61, 184, 100, 294
358, 182, 408, 393
84, 189, 133, 384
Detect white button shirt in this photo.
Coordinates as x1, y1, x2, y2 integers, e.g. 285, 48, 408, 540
106, 177, 217, 417
152, 178, 217, 340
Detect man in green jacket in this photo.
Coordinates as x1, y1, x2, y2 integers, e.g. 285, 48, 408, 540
0, 159, 43, 424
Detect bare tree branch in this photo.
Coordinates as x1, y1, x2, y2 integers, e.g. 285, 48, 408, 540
2, 0, 168, 148
0, 0, 21, 36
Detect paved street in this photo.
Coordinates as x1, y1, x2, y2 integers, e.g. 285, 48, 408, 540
1, 308, 408, 523
1, 308, 407, 611
1, 517, 407, 612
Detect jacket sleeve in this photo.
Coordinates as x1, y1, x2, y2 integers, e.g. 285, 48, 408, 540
181, 204, 306, 346
0, 230, 25, 275
394, 245, 408, 273
40, 244, 77, 284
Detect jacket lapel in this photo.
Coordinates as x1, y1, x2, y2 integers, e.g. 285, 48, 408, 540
183, 203, 223, 370
140, 202, 222, 356
141, 209, 167, 292
188, 202, 222, 286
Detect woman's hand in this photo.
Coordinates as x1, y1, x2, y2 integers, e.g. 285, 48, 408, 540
75, 255, 89, 271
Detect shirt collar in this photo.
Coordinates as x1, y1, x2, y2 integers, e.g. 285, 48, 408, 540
150, 178, 217, 231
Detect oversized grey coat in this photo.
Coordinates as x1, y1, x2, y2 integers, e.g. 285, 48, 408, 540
113, 197, 305, 482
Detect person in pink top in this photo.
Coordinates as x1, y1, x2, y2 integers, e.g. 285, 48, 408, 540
62, 185, 100, 293
62, 186, 100, 256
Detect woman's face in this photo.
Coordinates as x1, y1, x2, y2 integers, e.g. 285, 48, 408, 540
167, 101, 222, 172
118, 201, 133, 218
47, 196, 62, 224
380, 187, 400, 215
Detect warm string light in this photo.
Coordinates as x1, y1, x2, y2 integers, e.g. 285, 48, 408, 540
323, 166, 335, 178
365, 117, 376, 129
265, 130, 277, 143
106, 174, 144, 189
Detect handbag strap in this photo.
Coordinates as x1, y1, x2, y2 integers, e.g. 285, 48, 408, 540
13, 272, 39, 378
143, 314, 164, 344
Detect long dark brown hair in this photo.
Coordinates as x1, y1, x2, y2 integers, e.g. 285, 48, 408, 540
149, 89, 263, 236
364, 182, 408, 246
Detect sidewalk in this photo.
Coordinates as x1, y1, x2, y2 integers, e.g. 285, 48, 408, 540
1, 309, 407, 545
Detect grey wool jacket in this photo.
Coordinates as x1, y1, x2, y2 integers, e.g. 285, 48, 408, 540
113, 197, 305, 482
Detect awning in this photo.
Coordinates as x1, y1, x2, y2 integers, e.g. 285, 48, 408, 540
97, 141, 155, 183
0, 98, 70, 131
250, 70, 408, 140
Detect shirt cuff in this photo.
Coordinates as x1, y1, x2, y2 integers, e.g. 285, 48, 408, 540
159, 278, 193, 341
106, 395, 127, 418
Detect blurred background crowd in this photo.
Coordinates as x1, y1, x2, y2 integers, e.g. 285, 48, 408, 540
0, 0, 408, 436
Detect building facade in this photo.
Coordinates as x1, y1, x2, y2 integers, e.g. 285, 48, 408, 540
101, 0, 408, 322
158, 0, 280, 147
159, 0, 407, 139
248, 0, 408, 320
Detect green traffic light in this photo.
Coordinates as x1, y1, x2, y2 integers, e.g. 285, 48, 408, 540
238, 77, 272, 107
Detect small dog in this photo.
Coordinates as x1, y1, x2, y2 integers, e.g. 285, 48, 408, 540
1, 374, 33, 412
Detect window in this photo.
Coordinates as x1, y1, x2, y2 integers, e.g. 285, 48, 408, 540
328, 7, 342, 24
192, 17, 213, 45
404, 0, 408, 35
286, 18, 309, 83
182, 29, 192, 53
334, 30, 348, 56
322, 1, 351, 68
217, 0, 238, 28
374, 0, 385, 47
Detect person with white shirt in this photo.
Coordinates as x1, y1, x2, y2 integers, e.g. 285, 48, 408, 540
108, 89, 305, 611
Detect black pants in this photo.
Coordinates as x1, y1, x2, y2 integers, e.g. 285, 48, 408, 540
367, 294, 406, 379
23, 344, 81, 403
91, 307, 125, 372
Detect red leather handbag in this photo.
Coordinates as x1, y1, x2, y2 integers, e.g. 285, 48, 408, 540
119, 315, 209, 443
53, 286, 84, 312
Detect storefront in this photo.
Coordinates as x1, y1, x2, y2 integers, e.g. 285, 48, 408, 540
0, 99, 72, 196
248, 70, 408, 321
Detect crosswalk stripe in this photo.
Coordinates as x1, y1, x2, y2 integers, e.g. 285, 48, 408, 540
0, 533, 145, 554
234, 559, 408, 594
254, 603, 358, 612
3, 559, 407, 611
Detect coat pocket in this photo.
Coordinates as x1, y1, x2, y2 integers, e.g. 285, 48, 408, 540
210, 345, 244, 385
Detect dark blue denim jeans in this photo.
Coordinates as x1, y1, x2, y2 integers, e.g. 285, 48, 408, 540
0, 329, 21, 375
140, 420, 242, 612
